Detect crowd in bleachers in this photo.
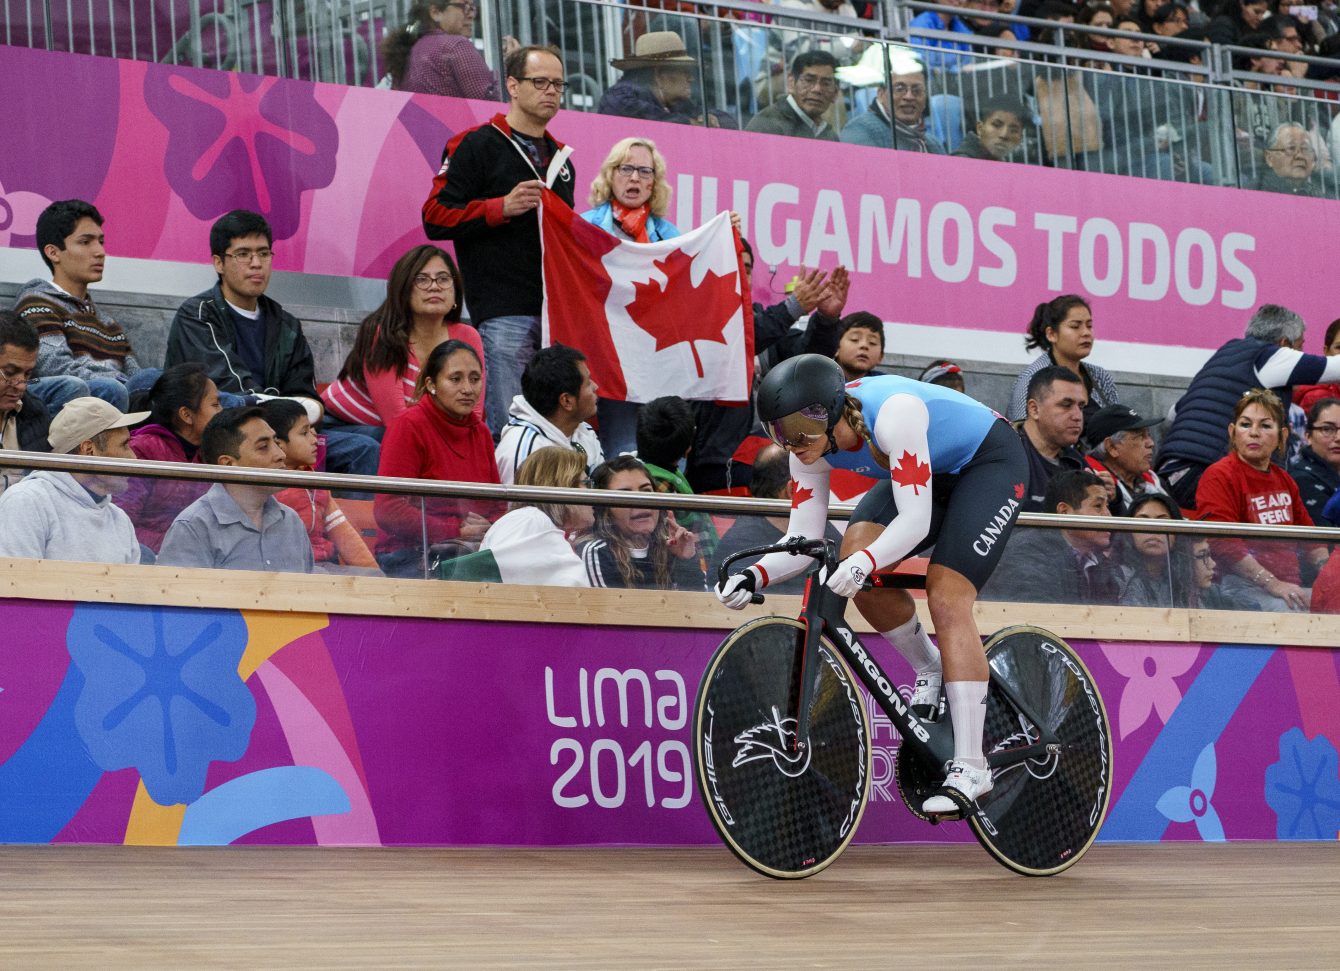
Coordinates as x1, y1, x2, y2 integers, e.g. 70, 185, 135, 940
1, 34, 1338, 616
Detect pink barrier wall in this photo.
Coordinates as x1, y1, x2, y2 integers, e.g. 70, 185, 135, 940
2, 598, 1337, 847
2, 46, 1339, 351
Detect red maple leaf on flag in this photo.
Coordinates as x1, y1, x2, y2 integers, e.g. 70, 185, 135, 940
625, 249, 740, 378
790, 480, 814, 508
891, 451, 931, 494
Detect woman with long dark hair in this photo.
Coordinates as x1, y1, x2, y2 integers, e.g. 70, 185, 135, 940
1117, 493, 1196, 607
381, 0, 517, 99
1007, 294, 1120, 420
322, 245, 484, 437
577, 455, 705, 590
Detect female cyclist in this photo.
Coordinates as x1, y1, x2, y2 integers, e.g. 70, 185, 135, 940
716, 354, 1029, 814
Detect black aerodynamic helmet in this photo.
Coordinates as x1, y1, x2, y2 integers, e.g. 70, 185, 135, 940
756, 353, 848, 451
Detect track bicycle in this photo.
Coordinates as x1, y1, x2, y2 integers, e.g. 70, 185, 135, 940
693, 537, 1113, 878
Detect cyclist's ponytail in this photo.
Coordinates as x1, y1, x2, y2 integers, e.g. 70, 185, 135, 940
842, 395, 889, 470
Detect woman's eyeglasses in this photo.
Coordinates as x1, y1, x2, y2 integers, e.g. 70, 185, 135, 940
413, 273, 454, 290
616, 164, 655, 179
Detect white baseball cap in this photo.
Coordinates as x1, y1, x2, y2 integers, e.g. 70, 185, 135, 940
48, 397, 149, 454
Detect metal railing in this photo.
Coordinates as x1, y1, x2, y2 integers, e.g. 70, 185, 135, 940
5, 0, 1340, 195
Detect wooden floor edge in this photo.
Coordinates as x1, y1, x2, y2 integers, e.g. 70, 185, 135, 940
0, 557, 1332, 647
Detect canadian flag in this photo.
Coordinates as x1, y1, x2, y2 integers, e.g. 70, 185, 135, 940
539, 189, 755, 403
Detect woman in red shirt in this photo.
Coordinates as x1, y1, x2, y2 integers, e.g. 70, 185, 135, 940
374, 339, 501, 577
1195, 388, 1328, 612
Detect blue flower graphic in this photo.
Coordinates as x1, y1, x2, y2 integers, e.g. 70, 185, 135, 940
1264, 728, 1340, 840
1154, 742, 1225, 841
66, 604, 257, 806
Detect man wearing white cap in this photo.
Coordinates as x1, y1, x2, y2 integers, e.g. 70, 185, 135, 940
0, 396, 146, 563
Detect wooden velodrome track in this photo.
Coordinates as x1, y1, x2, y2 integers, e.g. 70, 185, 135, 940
2, 843, 1338, 967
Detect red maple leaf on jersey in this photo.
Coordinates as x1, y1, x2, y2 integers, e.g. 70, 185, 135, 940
790, 480, 814, 508
625, 249, 739, 378
891, 451, 931, 494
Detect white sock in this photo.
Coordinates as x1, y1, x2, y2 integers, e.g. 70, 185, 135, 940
881, 616, 941, 679
946, 680, 989, 769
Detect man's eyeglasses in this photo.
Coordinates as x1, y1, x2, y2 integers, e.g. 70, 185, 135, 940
891, 83, 927, 97
413, 273, 455, 290
520, 76, 568, 93
616, 164, 655, 179
1267, 145, 1316, 158
795, 73, 838, 92
224, 248, 273, 264
1309, 423, 1340, 438
445, 1, 476, 11
0, 367, 33, 388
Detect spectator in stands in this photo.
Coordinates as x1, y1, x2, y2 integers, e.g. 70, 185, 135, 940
981, 469, 1124, 604
1206, 0, 1271, 46
840, 58, 947, 153
495, 343, 603, 485
1256, 122, 1327, 196
423, 45, 576, 435
833, 312, 885, 380
919, 359, 967, 395
1196, 388, 1327, 611
577, 454, 706, 590
685, 239, 847, 493
1117, 493, 1194, 607
157, 406, 314, 573
1108, 14, 1152, 60
0, 312, 51, 493
1084, 403, 1168, 515
1149, 2, 1191, 45
1077, 2, 1118, 61
1008, 295, 1119, 421
636, 395, 718, 559
1292, 318, 1340, 412
478, 447, 592, 586
374, 339, 501, 576
165, 210, 379, 477
322, 245, 484, 436
909, 0, 976, 71
745, 51, 842, 141
1017, 366, 1088, 511
14, 200, 149, 415
261, 399, 376, 571
598, 32, 713, 127
581, 135, 682, 454
382, 0, 516, 100
0, 397, 144, 564
1156, 304, 1340, 508
116, 364, 221, 555
711, 443, 844, 595
1267, 14, 1311, 79
953, 96, 1028, 161
1287, 397, 1340, 526
1189, 538, 1242, 610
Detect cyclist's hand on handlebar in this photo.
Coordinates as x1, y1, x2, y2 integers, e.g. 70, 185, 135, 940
716, 571, 758, 610
821, 553, 873, 599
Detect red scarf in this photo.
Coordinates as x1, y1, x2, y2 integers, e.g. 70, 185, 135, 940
611, 201, 651, 243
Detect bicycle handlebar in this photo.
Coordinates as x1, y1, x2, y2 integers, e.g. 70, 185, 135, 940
716, 537, 839, 604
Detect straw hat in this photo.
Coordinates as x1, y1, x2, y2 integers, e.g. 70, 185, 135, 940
611, 31, 697, 71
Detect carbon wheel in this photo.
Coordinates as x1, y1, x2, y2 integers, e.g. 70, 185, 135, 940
968, 626, 1113, 876
894, 743, 938, 823
693, 617, 871, 879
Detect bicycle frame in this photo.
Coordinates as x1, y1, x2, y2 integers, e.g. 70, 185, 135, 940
720, 539, 1062, 781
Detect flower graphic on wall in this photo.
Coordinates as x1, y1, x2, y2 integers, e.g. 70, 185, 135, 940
66, 604, 257, 806
142, 69, 337, 240
1264, 728, 1340, 840
1155, 742, 1224, 841
1100, 643, 1199, 739
0, 180, 52, 246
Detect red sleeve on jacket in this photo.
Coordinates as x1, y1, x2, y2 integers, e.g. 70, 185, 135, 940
421, 128, 509, 240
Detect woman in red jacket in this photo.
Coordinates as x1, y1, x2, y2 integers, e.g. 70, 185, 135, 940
1195, 388, 1328, 612
374, 339, 501, 577
115, 363, 222, 554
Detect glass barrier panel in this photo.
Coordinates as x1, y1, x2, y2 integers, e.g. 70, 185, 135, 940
1229, 85, 1339, 200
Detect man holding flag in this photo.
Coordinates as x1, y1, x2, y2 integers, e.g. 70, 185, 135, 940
422, 44, 576, 435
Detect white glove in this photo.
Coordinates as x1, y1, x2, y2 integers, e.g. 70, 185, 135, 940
823, 552, 874, 599
715, 570, 759, 609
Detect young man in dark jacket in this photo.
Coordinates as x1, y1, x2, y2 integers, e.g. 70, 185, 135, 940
422, 44, 577, 435
165, 210, 378, 476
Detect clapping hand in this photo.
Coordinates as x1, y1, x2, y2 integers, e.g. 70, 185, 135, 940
790, 267, 831, 314
816, 265, 850, 319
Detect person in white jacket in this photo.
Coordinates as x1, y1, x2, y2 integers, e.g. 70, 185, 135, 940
481, 446, 592, 586
0, 396, 147, 563
495, 343, 603, 484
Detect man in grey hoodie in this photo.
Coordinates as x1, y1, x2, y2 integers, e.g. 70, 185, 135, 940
0, 397, 147, 564
12, 200, 154, 416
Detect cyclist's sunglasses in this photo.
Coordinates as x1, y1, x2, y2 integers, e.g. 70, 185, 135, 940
765, 404, 830, 450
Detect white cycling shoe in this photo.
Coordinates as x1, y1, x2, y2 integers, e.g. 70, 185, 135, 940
909, 673, 943, 721
922, 760, 994, 815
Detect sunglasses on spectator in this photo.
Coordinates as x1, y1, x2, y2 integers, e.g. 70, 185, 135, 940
520, 77, 568, 93
224, 248, 273, 263
616, 164, 655, 179
413, 273, 455, 290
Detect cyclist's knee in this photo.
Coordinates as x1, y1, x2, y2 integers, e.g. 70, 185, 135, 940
841, 522, 883, 558
925, 584, 973, 627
